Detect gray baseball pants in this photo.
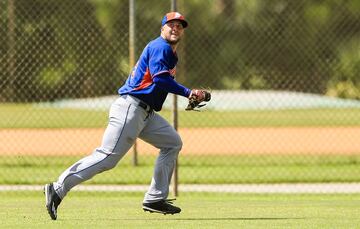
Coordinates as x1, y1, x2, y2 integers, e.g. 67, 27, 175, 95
53, 95, 182, 203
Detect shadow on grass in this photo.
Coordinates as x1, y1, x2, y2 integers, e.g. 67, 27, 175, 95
64, 216, 305, 221
112, 217, 305, 221
174, 217, 304, 221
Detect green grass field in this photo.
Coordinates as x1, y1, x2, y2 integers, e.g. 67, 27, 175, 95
1, 103, 360, 128
2, 191, 360, 228
2, 154, 360, 185
2, 104, 360, 227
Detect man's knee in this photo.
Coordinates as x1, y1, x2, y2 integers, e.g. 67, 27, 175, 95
173, 135, 183, 151
92, 149, 119, 172
161, 134, 182, 156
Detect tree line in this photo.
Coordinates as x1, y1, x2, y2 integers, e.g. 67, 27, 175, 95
1, 0, 359, 102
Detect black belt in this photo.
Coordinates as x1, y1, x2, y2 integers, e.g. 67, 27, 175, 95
122, 95, 152, 113
138, 100, 152, 113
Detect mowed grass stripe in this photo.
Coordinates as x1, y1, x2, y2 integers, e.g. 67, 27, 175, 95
1, 155, 360, 185
1, 103, 360, 128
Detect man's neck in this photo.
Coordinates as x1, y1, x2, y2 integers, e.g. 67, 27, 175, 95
160, 35, 178, 51
170, 44, 178, 52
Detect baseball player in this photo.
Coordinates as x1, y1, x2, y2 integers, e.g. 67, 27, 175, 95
44, 12, 210, 220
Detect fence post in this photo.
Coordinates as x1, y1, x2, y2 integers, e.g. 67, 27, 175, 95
129, 0, 138, 166
171, 0, 179, 197
6, 0, 15, 102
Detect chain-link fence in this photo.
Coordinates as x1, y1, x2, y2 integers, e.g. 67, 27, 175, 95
1, 0, 360, 194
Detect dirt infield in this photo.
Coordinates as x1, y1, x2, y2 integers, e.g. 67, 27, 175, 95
1, 127, 360, 156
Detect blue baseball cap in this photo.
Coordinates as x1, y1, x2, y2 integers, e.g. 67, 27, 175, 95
161, 12, 188, 28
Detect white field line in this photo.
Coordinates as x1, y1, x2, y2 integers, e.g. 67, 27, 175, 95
2, 183, 360, 193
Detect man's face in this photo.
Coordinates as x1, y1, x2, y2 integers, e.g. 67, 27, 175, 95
161, 20, 184, 45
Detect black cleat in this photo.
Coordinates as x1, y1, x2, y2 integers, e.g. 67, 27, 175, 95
142, 199, 181, 215
44, 183, 62, 220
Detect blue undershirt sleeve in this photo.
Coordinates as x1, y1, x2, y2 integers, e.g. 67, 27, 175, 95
153, 73, 191, 98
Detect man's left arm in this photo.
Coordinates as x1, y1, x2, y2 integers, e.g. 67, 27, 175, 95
154, 74, 211, 111
153, 74, 191, 97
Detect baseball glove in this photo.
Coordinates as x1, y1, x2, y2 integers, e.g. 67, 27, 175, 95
185, 89, 211, 111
